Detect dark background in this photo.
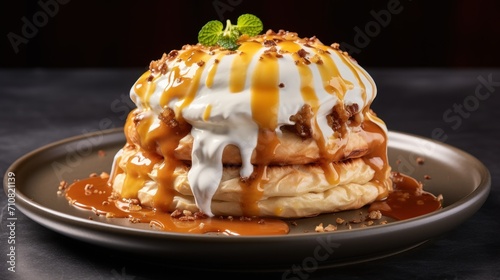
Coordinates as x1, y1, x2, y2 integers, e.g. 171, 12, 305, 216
2, 0, 500, 69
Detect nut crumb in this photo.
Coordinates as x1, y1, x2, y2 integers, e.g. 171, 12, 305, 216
324, 224, 337, 232
315, 223, 325, 232
58, 180, 68, 190
129, 217, 141, 223
368, 210, 382, 220
170, 209, 182, 218
335, 217, 345, 224
416, 157, 425, 165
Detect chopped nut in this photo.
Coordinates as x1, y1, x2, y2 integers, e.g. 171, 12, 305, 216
129, 204, 142, 211
315, 223, 325, 232
324, 224, 337, 232
129, 217, 141, 223
335, 217, 345, 224
297, 48, 308, 58
368, 210, 382, 220
170, 209, 182, 218
58, 180, 68, 190
194, 212, 208, 219
416, 157, 425, 165
100, 172, 110, 179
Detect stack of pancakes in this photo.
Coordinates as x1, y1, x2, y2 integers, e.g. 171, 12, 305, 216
110, 30, 392, 218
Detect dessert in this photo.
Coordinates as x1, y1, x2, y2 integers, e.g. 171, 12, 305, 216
108, 16, 392, 218
63, 15, 441, 235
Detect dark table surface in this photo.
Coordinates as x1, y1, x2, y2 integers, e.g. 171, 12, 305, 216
1, 68, 499, 280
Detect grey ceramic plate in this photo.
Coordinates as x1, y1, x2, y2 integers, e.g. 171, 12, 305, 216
4, 128, 491, 271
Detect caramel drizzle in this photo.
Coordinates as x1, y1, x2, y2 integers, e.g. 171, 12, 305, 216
335, 52, 392, 198
205, 52, 225, 88
230, 42, 262, 93
120, 49, 211, 209
133, 71, 158, 110
160, 49, 210, 118
241, 49, 281, 216
311, 48, 351, 184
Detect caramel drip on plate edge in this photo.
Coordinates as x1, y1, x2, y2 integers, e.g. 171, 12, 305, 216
64, 37, 441, 235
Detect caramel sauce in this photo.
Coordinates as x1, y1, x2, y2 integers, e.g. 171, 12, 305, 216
64, 172, 441, 235
230, 41, 261, 93
205, 52, 225, 88
314, 49, 349, 99
160, 49, 210, 117
236, 51, 282, 216
133, 71, 157, 110
370, 172, 442, 220
65, 177, 289, 236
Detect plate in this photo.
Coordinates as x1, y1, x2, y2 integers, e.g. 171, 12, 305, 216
3, 128, 491, 271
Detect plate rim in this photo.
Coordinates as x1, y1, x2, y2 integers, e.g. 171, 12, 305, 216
2, 129, 492, 263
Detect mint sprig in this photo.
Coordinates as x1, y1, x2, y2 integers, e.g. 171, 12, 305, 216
198, 14, 263, 50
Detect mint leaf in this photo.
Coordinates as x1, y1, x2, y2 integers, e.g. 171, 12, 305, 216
198, 20, 224, 46
218, 35, 239, 50
237, 14, 263, 36
198, 14, 263, 48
